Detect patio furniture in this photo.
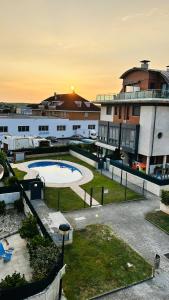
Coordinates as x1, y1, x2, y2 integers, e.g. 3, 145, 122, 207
3, 251, 13, 262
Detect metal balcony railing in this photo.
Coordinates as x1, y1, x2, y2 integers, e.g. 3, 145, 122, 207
96, 90, 169, 102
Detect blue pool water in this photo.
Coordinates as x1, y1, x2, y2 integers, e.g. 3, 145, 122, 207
28, 161, 82, 184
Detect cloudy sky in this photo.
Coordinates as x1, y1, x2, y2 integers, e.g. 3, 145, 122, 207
1, 0, 169, 102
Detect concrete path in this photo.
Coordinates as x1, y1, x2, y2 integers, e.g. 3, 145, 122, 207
71, 185, 100, 207
64, 197, 169, 299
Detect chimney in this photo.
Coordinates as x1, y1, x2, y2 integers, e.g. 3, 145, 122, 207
140, 60, 150, 70
54, 92, 57, 100
166, 66, 169, 72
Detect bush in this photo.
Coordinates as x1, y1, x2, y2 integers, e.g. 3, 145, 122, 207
29, 244, 59, 280
7, 176, 17, 186
14, 198, 24, 212
27, 235, 52, 255
161, 190, 169, 206
0, 150, 9, 178
0, 272, 27, 289
19, 214, 39, 239
0, 201, 6, 215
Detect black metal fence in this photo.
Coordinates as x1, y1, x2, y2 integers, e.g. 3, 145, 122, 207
110, 159, 169, 186
70, 145, 99, 162
1, 161, 62, 300
12, 145, 69, 155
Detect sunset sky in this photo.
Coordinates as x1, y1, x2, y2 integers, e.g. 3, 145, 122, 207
1, 0, 169, 102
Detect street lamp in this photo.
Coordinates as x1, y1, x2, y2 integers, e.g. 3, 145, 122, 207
59, 223, 70, 299
120, 154, 125, 185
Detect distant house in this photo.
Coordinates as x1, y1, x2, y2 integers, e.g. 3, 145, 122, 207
95, 60, 169, 175
29, 92, 100, 121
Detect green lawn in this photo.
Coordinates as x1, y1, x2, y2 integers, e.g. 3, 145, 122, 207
64, 224, 152, 300
13, 168, 27, 180
21, 154, 141, 204
146, 210, 169, 234
44, 187, 88, 212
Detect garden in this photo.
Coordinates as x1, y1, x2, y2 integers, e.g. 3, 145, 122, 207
63, 224, 152, 300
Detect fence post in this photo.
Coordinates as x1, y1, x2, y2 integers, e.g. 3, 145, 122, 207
124, 172, 127, 201
84, 190, 86, 208
101, 187, 104, 205
112, 167, 114, 180
90, 188, 93, 207
142, 180, 145, 196
120, 168, 123, 185
57, 190, 60, 211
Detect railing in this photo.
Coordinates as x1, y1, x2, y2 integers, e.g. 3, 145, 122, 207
70, 145, 99, 162
110, 160, 169, 186
96, 90, 169, 102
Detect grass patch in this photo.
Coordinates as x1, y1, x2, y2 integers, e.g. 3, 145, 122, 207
64, 224, 152, 300
13, 168, 27, 180
146, 210, 169, 234
45, 187, 88, 212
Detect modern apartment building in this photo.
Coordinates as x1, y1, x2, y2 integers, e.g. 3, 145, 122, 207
95, 60, 169, 175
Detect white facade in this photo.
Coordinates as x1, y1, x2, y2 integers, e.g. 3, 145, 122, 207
0, 115, 98, 140
100, 105, 114, 122
138, 106, 169, 157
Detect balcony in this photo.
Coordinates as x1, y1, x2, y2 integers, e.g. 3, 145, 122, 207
96, 90, 169, 102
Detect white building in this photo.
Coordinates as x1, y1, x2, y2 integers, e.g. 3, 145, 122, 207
0, 114, 98, 141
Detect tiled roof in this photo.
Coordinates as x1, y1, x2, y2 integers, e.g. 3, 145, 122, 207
30, 93, 100, 112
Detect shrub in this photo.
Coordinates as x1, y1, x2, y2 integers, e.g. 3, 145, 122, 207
0, 201, 6, 215
19, 214, 39, 239
0, 272, 27, 289
0, 150, 9, 178
14, 198, 24, 212
7, 176, 17, 186
29, 244, 59, 281
27, 235, 52, 255
161, 190, 169, 206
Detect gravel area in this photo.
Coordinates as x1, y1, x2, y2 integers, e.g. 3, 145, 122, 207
0, 209, 24, 239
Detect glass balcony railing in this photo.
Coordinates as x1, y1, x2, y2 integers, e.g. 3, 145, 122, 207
96, 90, 169, 102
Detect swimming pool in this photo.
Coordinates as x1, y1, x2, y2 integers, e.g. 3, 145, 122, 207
28, 161, 82, 184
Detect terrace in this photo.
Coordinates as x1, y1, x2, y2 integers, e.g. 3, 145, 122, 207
96, 89, 169, 103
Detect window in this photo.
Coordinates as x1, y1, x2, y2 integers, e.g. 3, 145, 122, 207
73, 125, 81, 130
114, 106, 118, 115
57, 125, 66, 131
0, 126, 8, 132
88, 125, 95, 130
132, 105, 140, 116
39, 125, 49, 131
106, 106, 112, 115
18, 126, 29, 132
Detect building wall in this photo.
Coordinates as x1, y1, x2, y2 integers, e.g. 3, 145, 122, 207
113, 105, 140, 125
0, 117, 98, 140
152, 106, 169, 156
100, 106, 114, 122
122, 70, 149, 92
138, 106, 169, 157
32, 110, 100, 120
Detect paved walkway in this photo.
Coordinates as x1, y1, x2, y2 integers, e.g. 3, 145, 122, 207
71, 184, 100, 207
64, 197, 169, 299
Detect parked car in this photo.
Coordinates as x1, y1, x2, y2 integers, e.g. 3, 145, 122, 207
70, 135, 84, 140
46, 136, 58, 143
